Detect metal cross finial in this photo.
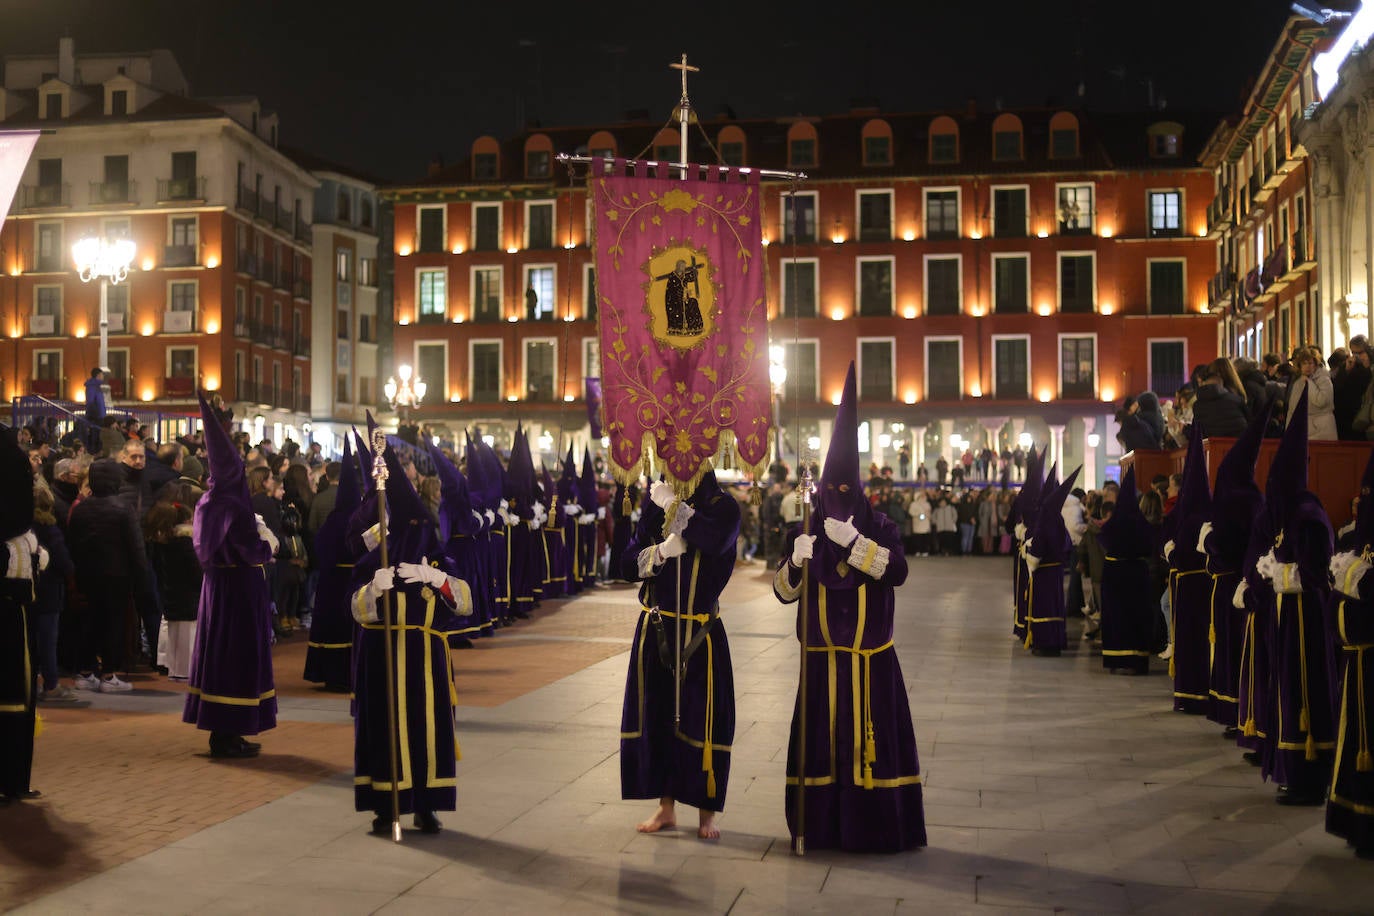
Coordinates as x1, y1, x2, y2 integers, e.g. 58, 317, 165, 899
670, 53, 698, 103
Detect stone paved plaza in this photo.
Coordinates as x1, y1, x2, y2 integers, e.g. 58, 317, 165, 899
6, 555, 1374, 914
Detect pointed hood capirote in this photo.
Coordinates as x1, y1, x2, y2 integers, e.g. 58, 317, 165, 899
1266, 384, 1309, 532
427, 440, 479, 542
505, 424, 535, 517
1005, 445, 1042, 534
0, 425, 33, 541
558, 445, 578, 505
579, 446, 597, 510
193, 389, 268, 567
335, 432, 362, 518
198, 390, 247, 501
1098, 465, 1155, 558
356, 419, 376, 495
811, 362, 878, 590
1209, 397, 1268, 557
1028, 466, 1081, 561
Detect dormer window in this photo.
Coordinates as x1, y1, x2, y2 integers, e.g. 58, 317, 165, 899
1152, 133, 1179, 157
862, 119, 893, 167
992, 114, 1024, 161
473, 153, 497, 180
42, 92, 62, 119
928, 116, 960, 164
1048, 112, 1080, 159
110, 90, 128, 116
787, 122, 819, 169
526, 149, 550, 178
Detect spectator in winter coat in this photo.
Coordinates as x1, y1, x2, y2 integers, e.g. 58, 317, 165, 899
1190, 358, 1249, 437
1116, 396, 1162, 452
1335, 335, 1372, 440
32, 478, 76, 703
1288, 346, 1338, 440
1134, 392, 1167, 444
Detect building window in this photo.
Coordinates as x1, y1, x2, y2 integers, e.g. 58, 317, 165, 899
924, 189, 959, 239
993, 187, 1027, 238
1152, 133, 1180, 157
337, 309, 349, 339
473, 153, 498, 180
337, 189, 352, 223
473, 267, 502, 322
1051, 128, 1078, 158
993, 255, 1029, 314
993, 337, 1029, 399
857, 259, 893, 316
359, 257, 376, 287
527, 202, 554, 249
781, 260, 818, 318
584, 266, 598, 321
720, 142, 744, 166
1059, 254, 1095, 313
926, 339, 962, 399
471, 341, 502, 402
1148, 191, 1182, 238
1149, 340, 1187, 396
169, 281, 196, 312
417, 343, 447, 401
36, 222, 62, 272
857, 191, 892, 241
1061, 336, 1095, 398
336, 249, 351, 282
863, 136, 891, 166
337, 374, 350, 403
994, 130, 1021, 160
858, 340, 894, 401
473, 204, 501, 251
782, 192, 817, 243
924, 256, 961, 316
360, 197, 374, 229
168, 347, 196, 379
525, 266, 554, 321
781, 341, 818, 403
359, 314, 374, 343
789, 138, 816, 168
583, 337, 601, 378
1057, 184, 1093, 234
526, 149, 550, 179
169, 216, 196, 254
1148, 260, 1185, 314
110, 89, 128, 115
418, 269, 447, 319
653, 143, 677, 164
34, 287, 61, 334
418, 205, 445, 252
35, 351, 62, 383
524, 340, 555, 401
43, 93, 62, 119
930, 133, 958, 163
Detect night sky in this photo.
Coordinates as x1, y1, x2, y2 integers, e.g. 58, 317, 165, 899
3, 0, 1304, 183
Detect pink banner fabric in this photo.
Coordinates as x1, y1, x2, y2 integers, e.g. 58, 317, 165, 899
0, 131, 40, 235
591, 162, 771, 495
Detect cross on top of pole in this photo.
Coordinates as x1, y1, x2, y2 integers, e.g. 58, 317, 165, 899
670, 53, 698, 104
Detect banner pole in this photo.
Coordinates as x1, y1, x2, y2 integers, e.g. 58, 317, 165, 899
792, 465, 814, 855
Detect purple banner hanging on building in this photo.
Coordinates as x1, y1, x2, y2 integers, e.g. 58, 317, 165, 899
590, 159, 771, 496
585, 376, 603, 440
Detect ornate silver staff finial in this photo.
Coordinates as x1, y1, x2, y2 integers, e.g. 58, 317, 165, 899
371, 429, 389, 490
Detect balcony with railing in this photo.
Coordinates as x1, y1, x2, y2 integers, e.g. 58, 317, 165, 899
28, 314, 60, 336
292, 335, 311, 358
1289, 229, 1315, 274
163, 376, 196, 399
236, 249, 257, 277
29, 377, 63, 398
273, 267, 291, 292
294, 215, 309, 244
1207, 191, 1233, 235
274, 207, 292, 232
237, 185, 259, 214
89, 179, 138, 206
157, 176, 207, 202
292, 391, 310, 414
164, 244, 198, 268
1208, 269, 1237, 310
270, 328, 289, 351
22, 184, 70, 209
292, 277, 312, 300
256, 199, 278, 226
162, 309, 197, 334
1261, 147, 1284, 192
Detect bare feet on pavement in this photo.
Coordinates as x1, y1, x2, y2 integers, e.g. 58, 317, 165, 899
698, 810, 720, 840
636, 799, 676, 833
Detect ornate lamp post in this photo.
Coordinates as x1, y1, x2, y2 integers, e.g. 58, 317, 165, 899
384, 363, 427, 421
72, 235, 136, 392
768, 344, 787, 465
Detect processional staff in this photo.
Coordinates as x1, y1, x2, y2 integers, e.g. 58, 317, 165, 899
371, 428, 404, 843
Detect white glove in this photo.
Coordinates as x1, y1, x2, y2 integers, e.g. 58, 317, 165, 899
1332, 550, 1371, 598
823, 514, 859, 547
650, 480, 676, 510
579, 512, 597, 525
484, 509, 496, 525
1163, 539, 1175, 563
352, 567, 394, 624
1232, 579, 1248, 609
563, 504, 580, 517
471, 509, 484, 526
791, 533, 816, 567
630, 508, 642, 524
361, 521, 385, 551
498, 508, 514, 526
255, 514, 280, 554
1256, 549, 1280, 583
656, 533, 686, 561
1196, 522, 1213, 555
532, 501, 545, 519
527, 518, 541, 530
597, 506, 606, 521
397, 557, 448, 589
1014, 522, 1027, 541
1021, 537, 1039, 573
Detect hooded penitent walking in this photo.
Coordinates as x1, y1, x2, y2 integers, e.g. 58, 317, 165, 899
183, 391, 277, 758
303, 433, 363, 691
349, 431, 473, 835
1099, 467, 1158, 676
1164, 423, 1213, 715
620, 467, 739, 840
1006, 446, 1044, 642
1023, 465, 1081, 656
0, 426, 46, 802
775, 363, 926, 853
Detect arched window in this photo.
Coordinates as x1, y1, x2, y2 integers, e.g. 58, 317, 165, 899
523, 133, 553, 179
861, 119, 893, 166
1049, 111, 1079, 159
652, 128, 679, 165
787, 122, 818, 168
991, 113, 1023, 161
717, 125, 747, 166
928, 116, 959, 164
471, 136, 501, 180
587, 130, 617, 161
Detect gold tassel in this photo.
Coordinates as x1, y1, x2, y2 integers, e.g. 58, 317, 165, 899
622, 492, 631, 516
34, 712, 44, 738
455, 739, 462, 762
1300, 708, 1310, 732
750, 484, 763, 506
863, 763, 874, 790
1243, 718, 1257, 738
1306, 732, 1318, 762
642, 450, 652, 479
1359, 751, 1374, 772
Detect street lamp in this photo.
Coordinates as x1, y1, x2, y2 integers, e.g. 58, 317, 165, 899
384, 363, 427, 420
72, 235, 136, 394
768, 345, 787, 464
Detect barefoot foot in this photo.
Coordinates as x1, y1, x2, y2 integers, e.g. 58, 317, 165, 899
697, 810, 720, 840
636, 801, 676, 833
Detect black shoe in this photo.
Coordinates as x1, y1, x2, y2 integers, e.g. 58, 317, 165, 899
371, 815, 390, 836
1031, 647, 1061, 657
1242, 751, 1262, 766
414, 810, 442, 834
1277, 790, 1326, 806
210, 739, 259, 759
239, 738, 262, 752
1222, 727, 1241, 739
0, 789, 40, 802
1356, 845, 1374, 860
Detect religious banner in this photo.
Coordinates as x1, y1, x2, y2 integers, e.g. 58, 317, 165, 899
585, 376, 603, 440
0, 131, 40, 234
590, 160, 770, 496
